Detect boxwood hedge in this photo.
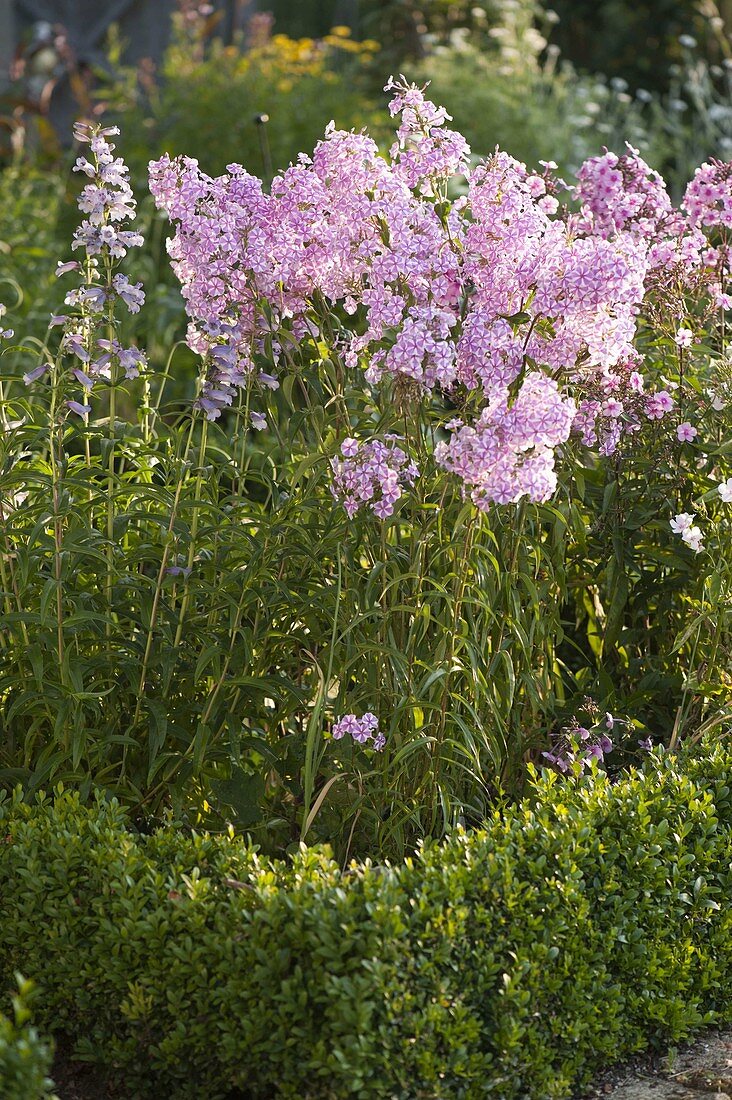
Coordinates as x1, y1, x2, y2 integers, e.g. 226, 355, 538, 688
1, 743, 731, 1099
0, 977, 56, 1100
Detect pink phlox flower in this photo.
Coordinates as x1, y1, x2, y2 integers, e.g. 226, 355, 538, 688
669, 512, 695, 534
331, 711, 382, 747
669, 514, 705, 553
645, 390, 674, 419
676, 421, 697, 442
718, 477, 732, 503
683, 159, 732, 230
331, 436, 419, 519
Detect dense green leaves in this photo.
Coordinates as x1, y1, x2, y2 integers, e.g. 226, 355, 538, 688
0, 977, 56, 1100
0, 292, 578, 860
1, 741, 732, 1098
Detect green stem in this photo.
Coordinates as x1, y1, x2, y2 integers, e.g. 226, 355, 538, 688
173, 417, 208, 650
132, 417, 198, 729
235, 376, 253, 499
48, 365, 66, 690
433, 509, 475, 757
105, 376, 116, 645
301, 547, 342, 840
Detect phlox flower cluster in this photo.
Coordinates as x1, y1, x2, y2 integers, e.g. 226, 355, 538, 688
330, 436, 419, 519
667, 482, 732, 570
331, 712, 385, 751
385, 75, 471, 191
148, 77, 732, 512
670, 512, 705, 554
572, 145, 712, 278
683, 159, 732, 230
435, 374, 575, 507
26, 123, 147, 409
574, 146, 675, 240
569, 357, 674, 456
542, 712, 619, 774
644, 389, 675, 420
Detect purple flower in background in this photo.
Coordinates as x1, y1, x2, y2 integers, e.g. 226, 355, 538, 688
541, 750, 572, 773
72, 367, 94, 388
60, 332, 90, 363
55, 261, 80, 277
66, 399, 91, 417
258, 371, 279, 390
331, 712, 383, 748
117, 346, 147, 380
64, 285, 107, 313
23, 363, 49, 385
23, 121, 147, 407
542, 705, 624, 776
166, 565, 192, 579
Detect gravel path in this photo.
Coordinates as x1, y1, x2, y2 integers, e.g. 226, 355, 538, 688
578, 1030, 732, 1100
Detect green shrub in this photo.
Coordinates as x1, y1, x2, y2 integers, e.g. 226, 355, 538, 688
0, 976, 56, 1100
1, 741, 732, 1099
549, 0, 716, 91
404, 30, 657, 175
0, 167, 66, 345
110, 22, 387, 181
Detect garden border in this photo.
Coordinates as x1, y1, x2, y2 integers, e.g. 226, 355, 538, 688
1, 742, 731, 1099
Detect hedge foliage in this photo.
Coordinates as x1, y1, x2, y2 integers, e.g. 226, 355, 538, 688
1, 743, 731, 1099
0, 976, 56, 1100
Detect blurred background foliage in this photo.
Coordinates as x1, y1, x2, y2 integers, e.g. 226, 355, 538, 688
5, 0, 732, 191
2, 1, 732, 178
549, 0, 732, 90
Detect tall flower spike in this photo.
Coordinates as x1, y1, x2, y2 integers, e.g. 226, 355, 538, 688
37, 122, 148, 412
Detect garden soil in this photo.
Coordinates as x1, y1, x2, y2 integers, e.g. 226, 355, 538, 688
50, 1027, 732, 1099
579, 1030, 732, 1100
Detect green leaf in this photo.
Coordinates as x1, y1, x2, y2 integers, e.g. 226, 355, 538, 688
212, 769, 265, 828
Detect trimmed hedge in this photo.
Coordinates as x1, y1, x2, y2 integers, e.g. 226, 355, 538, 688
1, 744, 732, 1099
0, 977, 56, 1100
